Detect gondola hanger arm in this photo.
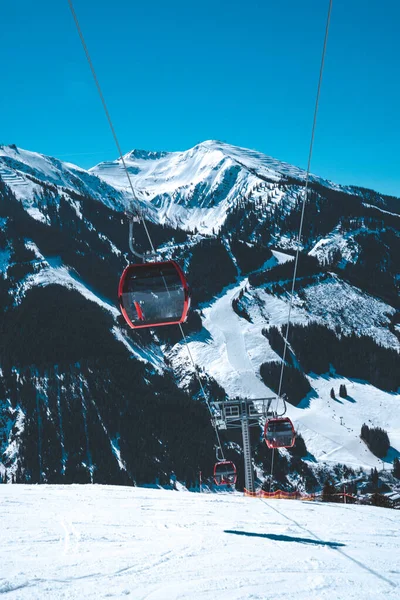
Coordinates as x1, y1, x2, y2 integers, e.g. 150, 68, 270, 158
126, 213, 158, 261
276, 393, 288, 418
216, 446, 224, 462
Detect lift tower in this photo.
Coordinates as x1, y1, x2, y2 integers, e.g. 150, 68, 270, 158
211, 398, 275, 493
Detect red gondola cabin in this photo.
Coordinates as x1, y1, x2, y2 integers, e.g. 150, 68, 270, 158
213, 461, 237, 486
264, 417, 295, 449
118, 260, 190, 329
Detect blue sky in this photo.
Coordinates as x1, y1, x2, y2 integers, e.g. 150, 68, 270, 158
2, 1, 399, 196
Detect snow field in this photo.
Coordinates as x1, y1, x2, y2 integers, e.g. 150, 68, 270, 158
296, 276, 399, 350
0, 145, 125, 222
169, 258, 400, 470
1, 485, 399, 599
296, 375, 400, 470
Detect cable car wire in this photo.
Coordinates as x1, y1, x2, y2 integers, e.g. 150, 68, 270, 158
179, 323, 226, 461
67, 0, 331, 490
66, 0, 156, 256
67, 0, 226, 464
270, 0, 333, 492
277, 0, 333, 402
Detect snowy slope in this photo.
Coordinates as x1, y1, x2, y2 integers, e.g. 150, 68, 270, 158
13, 245, 119, 316
2, 140, 398, 236
90, 140, 351, 234
309, 224, 362, 266
1, 139, 400, 483
292, 274, 399, 350
298, 375, 400, 470
0, 144, 126, 219
9, 243, 164, 370
1, 485, 399, 599
168, 253, 400, 470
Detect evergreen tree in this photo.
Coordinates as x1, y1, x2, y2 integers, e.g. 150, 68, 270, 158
361, 425, 390, 459
369, 467, 379, 491
284, 322, 400, 393
289, 433, 308, 459
370, 492, 392, 508
322, 479, 336, 502
259, 362, 312, 406
361, 423, 370, 444
393, 457, 400, 479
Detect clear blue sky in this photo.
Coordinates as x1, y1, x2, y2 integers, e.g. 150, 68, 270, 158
2, 1, 399, 196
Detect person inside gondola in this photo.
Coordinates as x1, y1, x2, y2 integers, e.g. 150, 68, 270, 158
127, 268, 185, 325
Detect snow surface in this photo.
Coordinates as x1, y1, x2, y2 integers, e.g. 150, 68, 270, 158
169, 263, 400, 470
15, 255, 120, 318
171, 281, 307, 399
12, 248, 163, 369
111, 326, 164, 371
362, 202, 400, 218
1, 485, 399, 599
293, 275, 399, 350
309, 226, 361, 266
297, 375, 400, 470
0, 144, 126, 220
90, 140, 351, 234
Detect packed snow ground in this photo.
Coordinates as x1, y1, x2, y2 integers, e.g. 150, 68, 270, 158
296, 376, 400, 470
1, 485, 399, 599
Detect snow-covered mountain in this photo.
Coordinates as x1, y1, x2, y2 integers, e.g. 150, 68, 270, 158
4, 139, 399, 235
90, 140, 339, 233
91, 139, 400, 235
0, 140, 399, 490
0, 144, 127, 217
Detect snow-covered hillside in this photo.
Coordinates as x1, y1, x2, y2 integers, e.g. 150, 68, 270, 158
0, 144, 126, 219
1, 138, 400, 487
90, 139, 355, 234
1, 485, 399, 599
2, 140, 399, 237
169, 249, 400, 471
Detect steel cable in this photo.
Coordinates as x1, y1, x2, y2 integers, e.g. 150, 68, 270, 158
67, 0, 226, 465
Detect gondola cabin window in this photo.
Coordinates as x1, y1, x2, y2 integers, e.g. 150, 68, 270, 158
264, 417, 295, 449
119, 261, 190, 329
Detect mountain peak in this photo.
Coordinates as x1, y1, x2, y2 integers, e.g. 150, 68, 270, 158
124, 148, 169, 161
192, 139, 225, 150
2, 140, 398, 237
0, 143, 19, 153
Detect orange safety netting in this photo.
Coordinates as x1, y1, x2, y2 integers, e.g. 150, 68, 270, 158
244, 488, 316, 501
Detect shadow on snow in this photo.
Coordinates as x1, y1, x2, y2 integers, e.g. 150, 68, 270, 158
224, 530, 346, 548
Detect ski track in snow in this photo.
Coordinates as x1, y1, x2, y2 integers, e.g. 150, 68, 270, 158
170, 250, 296, 398
207, 285, 270, 398
170, 252, 400, 470
0, 485, 399, 599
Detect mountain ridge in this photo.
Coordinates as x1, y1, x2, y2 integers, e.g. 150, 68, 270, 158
0, 139, 399, 489
2, 140, 399, 234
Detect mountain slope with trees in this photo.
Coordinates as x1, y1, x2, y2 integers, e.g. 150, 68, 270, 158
0, 141, 399, 490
